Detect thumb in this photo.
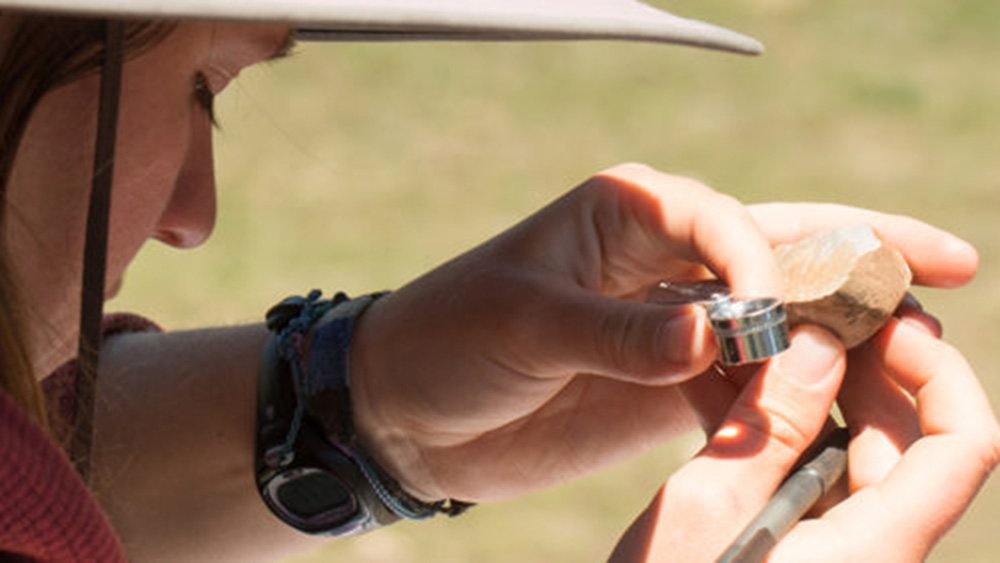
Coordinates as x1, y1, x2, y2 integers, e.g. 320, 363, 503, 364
699, 325, 845, 485
691, 326, 845, 551
631, 327, 845, 561
540, 288, 718, 384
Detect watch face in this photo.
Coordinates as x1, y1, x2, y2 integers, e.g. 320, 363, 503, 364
264, 466, 366, 534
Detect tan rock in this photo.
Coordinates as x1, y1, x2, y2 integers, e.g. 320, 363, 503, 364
775, 223, 912, 348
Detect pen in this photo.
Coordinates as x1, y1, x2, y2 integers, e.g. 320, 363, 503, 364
717, 427, 850, 563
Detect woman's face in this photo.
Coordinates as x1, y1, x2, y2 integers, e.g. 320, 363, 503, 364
4, 22, 292, 374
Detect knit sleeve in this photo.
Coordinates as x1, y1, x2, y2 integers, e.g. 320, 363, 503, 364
0, 312, 161, 561
0, 390, 126, 562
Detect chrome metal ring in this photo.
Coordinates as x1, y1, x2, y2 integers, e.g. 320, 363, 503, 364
650, 281, 790, 365
706, 297, 789, 365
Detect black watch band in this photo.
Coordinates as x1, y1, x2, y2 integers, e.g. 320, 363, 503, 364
254, 292, 399, 535
254, 290, 473, 535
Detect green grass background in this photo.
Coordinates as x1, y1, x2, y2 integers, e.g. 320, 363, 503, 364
113, 0, 1000, 560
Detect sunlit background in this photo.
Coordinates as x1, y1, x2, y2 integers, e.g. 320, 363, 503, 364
113, 0, 999, 560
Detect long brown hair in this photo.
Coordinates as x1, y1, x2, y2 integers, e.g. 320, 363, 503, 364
0, 13, 173, 427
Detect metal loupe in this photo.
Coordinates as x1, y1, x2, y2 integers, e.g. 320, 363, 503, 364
651, 281, 790, 365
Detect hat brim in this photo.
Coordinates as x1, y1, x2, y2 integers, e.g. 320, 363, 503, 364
0, 0, 764, 55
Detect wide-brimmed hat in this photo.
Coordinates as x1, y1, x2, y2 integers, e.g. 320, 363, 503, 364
0, 0, 763, 54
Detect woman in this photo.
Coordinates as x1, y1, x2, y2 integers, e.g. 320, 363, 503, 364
1, 2, 996, 561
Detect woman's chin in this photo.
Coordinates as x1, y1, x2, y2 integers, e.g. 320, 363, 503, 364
105, 277, 123, 300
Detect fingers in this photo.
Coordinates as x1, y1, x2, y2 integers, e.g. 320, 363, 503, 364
837, 303, 940, 489
876, 321, 1000, 501
640, 327, 845, 559
839, 338, 921, 489
683, 294, 941, 440
531, 284, 718, 383
878, 318, 997, 443
586, 164, 785, 299
698, 326, 844, 475
810, 320, 1000, 558
748, 202, 979, 288
539, 166, 975, 386
512, 163, 792, 382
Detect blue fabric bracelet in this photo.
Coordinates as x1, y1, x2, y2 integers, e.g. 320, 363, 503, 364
271, 290, 473, 521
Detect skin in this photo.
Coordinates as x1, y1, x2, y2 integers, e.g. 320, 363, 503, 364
612, 316, 1000, 562
4, 21, 997, 562
5, 22, 289, 376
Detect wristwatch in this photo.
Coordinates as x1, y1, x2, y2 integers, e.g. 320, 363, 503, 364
255, 291, 473, 535
254, 292, 399, 535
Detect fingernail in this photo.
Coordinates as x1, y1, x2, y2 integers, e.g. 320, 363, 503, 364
892, 292, 942, 338
774, 326, 842, 385
895, 293, 924, 314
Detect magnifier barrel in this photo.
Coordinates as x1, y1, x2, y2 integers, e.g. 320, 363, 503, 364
651, 281, 790, 365
706, 297, 789, 365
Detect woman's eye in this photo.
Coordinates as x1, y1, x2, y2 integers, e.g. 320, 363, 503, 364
193, 72, 219, 128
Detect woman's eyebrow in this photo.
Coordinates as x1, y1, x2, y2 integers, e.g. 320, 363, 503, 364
267, 31, 298, 61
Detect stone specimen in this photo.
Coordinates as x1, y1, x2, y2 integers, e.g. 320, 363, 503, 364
775, 223, 912, 348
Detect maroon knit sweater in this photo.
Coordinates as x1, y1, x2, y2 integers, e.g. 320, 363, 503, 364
0, 314, 159, 562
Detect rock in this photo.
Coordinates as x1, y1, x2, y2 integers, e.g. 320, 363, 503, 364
775, 223, 912, 348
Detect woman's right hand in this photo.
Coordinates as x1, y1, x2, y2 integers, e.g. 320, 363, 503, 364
611, 311, 1000, 562
348, 165, 980, 505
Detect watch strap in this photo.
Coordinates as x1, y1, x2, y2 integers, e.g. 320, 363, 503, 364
255, 292, 400, 535
254, 290, 472, 536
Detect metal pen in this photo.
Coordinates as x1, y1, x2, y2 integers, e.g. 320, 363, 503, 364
717, 427, 850, 563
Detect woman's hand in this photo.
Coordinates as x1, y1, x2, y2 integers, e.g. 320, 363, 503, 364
347, 163, 979, 503
612, 310, 1000, 562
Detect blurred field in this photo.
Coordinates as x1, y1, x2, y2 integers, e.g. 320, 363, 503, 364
112, 0, 1000, 560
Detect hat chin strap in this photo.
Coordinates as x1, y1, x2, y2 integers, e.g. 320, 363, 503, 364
72, 19, 124, 483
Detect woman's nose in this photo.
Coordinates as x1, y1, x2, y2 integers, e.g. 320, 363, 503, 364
153, 118, 217, 249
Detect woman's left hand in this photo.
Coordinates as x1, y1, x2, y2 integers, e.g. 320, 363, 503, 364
611, 310, 1000, 562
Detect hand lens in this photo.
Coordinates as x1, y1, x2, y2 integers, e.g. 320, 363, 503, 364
650, 280, 790, 365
